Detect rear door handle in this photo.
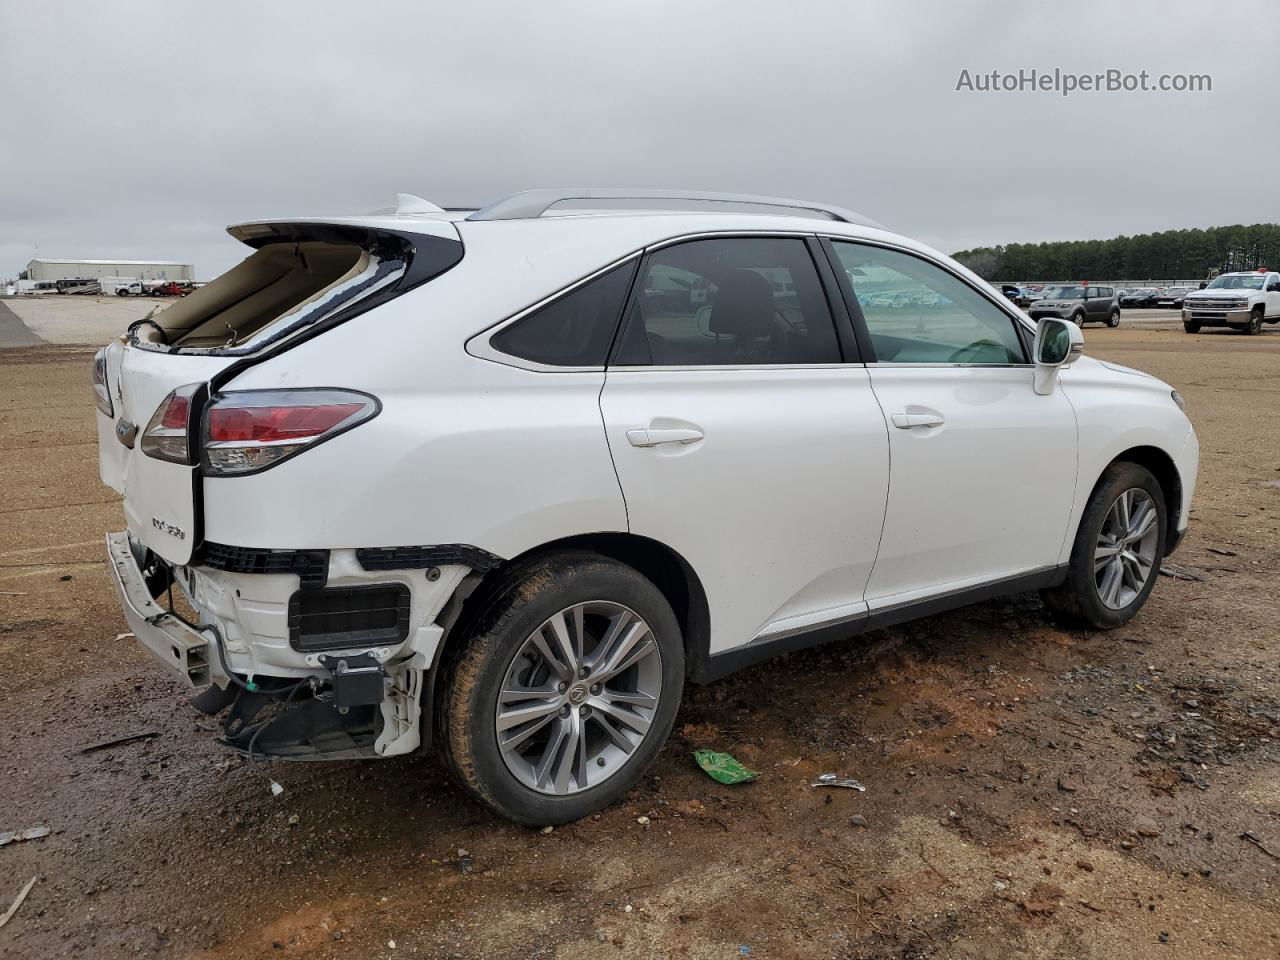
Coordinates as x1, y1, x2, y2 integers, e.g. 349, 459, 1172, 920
891, 412, 945, 429
627, 427, 704, 447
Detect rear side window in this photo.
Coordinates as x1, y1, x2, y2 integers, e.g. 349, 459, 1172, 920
613, 237, 842, 366
490, 261, 637, 367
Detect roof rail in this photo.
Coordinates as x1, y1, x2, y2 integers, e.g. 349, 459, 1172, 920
467, 188, 884, 229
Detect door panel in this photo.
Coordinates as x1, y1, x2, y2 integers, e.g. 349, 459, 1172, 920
601, 367, 890, 654
864, 366, 1077, 604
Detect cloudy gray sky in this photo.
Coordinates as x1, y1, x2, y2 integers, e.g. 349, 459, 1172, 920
1, 0, 1275, 280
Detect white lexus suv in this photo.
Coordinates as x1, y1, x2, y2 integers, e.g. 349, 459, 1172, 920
95, 189, 1198, 823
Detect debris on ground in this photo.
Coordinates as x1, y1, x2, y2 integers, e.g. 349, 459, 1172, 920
77, 730, 158, 754
0, 876, 37, 930
0, 825, 51, 847
1159, 562, 1206, 582
693, 749, 760, 784
810, 773, 867, 791
1240, 831, 1280, 861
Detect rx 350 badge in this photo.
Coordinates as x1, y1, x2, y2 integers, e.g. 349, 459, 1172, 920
151, 517, 186, 540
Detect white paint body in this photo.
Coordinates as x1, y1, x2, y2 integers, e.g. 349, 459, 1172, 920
95, 206, 1198, 742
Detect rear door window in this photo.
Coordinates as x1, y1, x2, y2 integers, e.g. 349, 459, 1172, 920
490, 261, 638, 367
612, 237, 842, 366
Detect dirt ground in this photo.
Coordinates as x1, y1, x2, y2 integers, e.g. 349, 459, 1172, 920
1, 321, 1277, 960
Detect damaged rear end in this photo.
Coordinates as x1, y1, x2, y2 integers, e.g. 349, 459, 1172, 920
97, 214, 465, 760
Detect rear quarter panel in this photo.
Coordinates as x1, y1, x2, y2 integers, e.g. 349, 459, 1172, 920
199, 219, 674, 557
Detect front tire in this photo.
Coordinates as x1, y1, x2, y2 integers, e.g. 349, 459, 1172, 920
1183, 321, 1201, 333
1245, 307, 1263, 335
1042, 462, 1167, 629
1072, 310, 1086, 326
436, 551, 684, 824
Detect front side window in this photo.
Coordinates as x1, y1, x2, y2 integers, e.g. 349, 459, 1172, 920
491, 261, 638, 366
613, 237, 841, 366
830, 242, 1027, 365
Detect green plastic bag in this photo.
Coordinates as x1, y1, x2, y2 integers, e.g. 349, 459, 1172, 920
693, 749, 760, 785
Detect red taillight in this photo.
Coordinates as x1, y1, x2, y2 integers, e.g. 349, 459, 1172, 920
202, 390, 378, 475
206, 403, 362, 444
140, 383, 201, 464
92, 348, 113, 417
159, 394, 190, 429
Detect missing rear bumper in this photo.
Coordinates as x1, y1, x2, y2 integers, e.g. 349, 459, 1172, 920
106, 531, 211, 688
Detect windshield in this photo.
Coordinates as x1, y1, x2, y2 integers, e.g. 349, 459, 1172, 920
1206, 274, 1265, 290
1040, 285, 1085, 300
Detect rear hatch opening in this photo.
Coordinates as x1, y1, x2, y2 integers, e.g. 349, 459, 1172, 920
132, 237, 396, 355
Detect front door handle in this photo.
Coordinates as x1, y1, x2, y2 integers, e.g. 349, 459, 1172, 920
891, 412, 945, 429
627, 427, 704, 447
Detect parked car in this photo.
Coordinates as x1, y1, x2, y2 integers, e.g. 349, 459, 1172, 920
147, 280, 190, 297
95, 188, 1197, 823
1156, 286, 1196, 309
1028, 284, 1121, 327
1120, 287, 1160, 308
1182, 270, 1280, 334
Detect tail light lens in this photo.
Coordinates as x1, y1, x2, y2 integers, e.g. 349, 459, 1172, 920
141, 383, 201, 463
92, 348, 113, 417
202, 389, 379, 476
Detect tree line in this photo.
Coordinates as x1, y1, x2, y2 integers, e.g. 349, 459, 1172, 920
952, 223, 1280, 281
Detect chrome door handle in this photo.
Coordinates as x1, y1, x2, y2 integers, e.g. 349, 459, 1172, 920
891, 412, 945, 429
627, 427, 704, 447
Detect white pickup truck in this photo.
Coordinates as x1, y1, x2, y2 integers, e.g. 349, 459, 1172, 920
99, 276, 144, 297
1182, 270, 1280, 335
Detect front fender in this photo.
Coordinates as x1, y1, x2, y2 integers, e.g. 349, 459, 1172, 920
1057, 358, 1196, 563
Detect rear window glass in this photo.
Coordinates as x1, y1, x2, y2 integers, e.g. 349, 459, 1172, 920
491, 261, 637, 366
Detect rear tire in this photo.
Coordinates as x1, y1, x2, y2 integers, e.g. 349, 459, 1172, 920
1107, 309, 1120, 328
436, 551, 684, 825
1042, 462, 1167, 630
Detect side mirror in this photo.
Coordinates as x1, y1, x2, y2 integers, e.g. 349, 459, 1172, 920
1033, 317, 1084, 396
1268, 282, 1280, 292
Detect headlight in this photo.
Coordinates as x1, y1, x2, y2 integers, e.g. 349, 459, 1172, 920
1170, 389, 1186, 411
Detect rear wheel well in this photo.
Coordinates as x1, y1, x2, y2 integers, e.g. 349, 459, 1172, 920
1108, 446, 1182, 543
435, 533, 710, 685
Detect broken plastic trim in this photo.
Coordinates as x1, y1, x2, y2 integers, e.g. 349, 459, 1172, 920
355, 544, 503, 573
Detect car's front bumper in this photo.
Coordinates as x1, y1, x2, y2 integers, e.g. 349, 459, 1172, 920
1184, 306, 1251, 327
106, 531, 213, 688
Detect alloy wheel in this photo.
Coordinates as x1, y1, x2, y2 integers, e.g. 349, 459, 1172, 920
496, 601, 663, 795
1093, 488, 1159, 610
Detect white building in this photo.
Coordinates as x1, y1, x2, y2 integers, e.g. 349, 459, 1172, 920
25, 258, 194, 283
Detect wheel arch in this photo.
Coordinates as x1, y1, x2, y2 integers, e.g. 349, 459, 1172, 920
426, 532, 711, 746
1103, 445, 1182, 546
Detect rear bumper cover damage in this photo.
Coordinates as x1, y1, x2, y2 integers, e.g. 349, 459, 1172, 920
105, 530, 496, 761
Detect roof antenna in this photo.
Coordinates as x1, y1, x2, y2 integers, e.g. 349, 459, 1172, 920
395, 193, 446, 215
